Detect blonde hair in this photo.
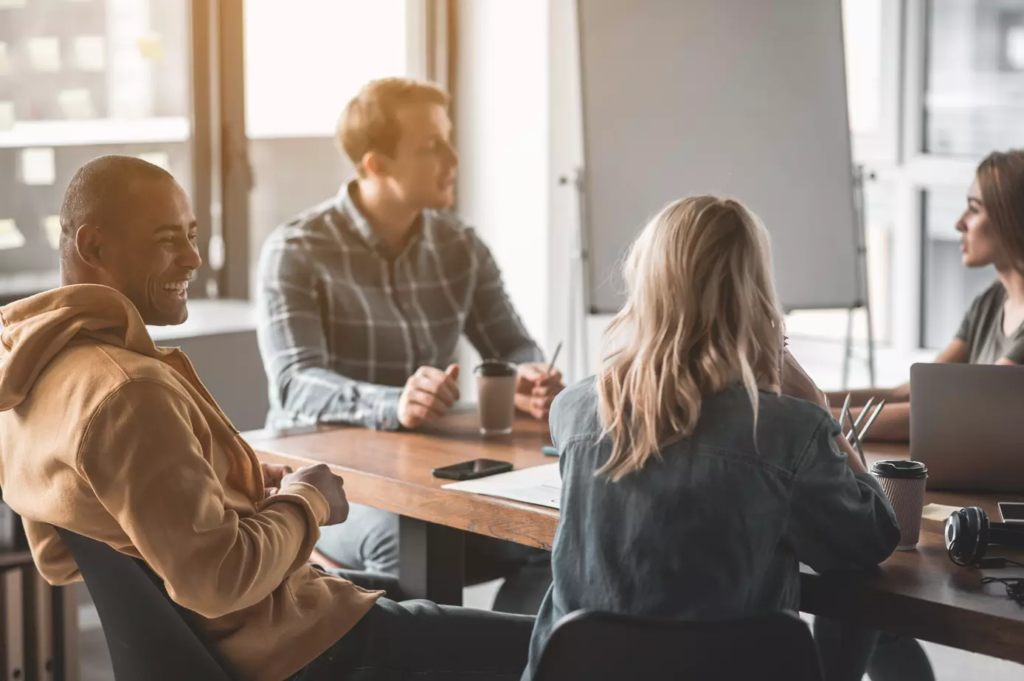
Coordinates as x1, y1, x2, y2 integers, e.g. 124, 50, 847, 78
597, 196, 785, 481
337, 78, 450, 176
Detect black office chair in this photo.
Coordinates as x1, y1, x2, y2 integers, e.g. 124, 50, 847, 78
532, 609, 823, 681
54, 527, 232, 681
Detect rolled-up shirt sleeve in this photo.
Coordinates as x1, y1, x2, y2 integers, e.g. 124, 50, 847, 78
955, 306, 973, 343
256, 234, 402, 431
785, 415, 901, 573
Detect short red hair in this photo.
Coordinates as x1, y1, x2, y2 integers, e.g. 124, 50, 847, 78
337, 78, 450, 176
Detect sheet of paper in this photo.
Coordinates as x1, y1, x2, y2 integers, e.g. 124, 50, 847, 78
73, 36, 105, 72
28, 37, 62, 73
58, 89, 95, 119
0, 42, 10, 76
42, 215, 61, 250
137, 151, 170, 171
0, 0, 27, 8
922, 503, 960, 523
21, 148, 56, 186
0, 101, 14, 131
443, 463, 562, 509
0, 219, 26, 251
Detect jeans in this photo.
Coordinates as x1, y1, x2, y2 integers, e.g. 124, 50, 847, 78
814, 618, 935, 681
317, 503, 551, 614
286, 596, 534, 681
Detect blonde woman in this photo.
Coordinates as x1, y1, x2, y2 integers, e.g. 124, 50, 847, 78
521, 197, 908, 681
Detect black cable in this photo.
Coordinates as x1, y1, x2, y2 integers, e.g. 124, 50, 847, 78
981, 557, 1024, 604
977, 556, 1024, 604
981, 576, 1024, 605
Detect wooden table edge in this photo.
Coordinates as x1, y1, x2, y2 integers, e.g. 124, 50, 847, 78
250, 428, 1024, 666
800, 570, 1024, 665
255, 446, 560, 551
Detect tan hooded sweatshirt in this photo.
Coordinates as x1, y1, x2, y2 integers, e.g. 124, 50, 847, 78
0, 285, 380, 681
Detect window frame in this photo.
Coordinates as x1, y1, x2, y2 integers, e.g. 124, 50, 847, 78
0, 0, 214, 305
215, 0, 442, 300
772, 0, 1015, 358
848, 0, 904, 165
902, 0, 994, 350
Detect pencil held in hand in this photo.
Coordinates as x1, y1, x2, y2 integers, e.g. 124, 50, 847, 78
545, 342, 563, 378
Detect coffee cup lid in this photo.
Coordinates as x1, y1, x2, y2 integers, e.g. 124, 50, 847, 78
475, 360, 517, 377
870, 459, 928, 479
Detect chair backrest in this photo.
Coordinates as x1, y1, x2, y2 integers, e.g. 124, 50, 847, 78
54, 527, 232, 681
532, 610, 822, 681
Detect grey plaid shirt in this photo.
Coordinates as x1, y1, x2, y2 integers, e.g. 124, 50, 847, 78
257, 183, 543, 431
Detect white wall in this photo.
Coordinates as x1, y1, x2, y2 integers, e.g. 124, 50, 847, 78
458, 0, 932, 394
455, 0, 551, 394
546, 0, 587, 383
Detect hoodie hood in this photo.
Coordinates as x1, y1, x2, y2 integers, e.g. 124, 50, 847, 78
0, 284, 167, 411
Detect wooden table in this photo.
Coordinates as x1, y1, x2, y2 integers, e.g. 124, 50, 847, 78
801, 444, 1024, 665
246, 412, 1024, 666
247, 410, 557, 604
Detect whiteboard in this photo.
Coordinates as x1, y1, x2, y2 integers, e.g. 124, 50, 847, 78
577, 0, 861, 314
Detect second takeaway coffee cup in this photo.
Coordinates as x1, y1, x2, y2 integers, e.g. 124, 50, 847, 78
475, 360, 518, 435
871, 460, 928, 551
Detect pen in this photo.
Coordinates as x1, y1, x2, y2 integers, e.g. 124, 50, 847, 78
845, 406, 867, 467
856, 400, 887, 443
545, 342, 563, 377
837, 393, 852, 432
845, 396, 875, 441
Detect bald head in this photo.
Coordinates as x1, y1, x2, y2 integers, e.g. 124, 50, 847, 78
58, 155, 201, 325
59, 155, 174, 260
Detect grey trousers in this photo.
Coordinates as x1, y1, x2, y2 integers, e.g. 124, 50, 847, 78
316, 503, 552, 614
317, 503, 402, 574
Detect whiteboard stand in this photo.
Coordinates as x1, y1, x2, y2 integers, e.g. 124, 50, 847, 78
560, 168, 592, 385
842, 167, 877, 389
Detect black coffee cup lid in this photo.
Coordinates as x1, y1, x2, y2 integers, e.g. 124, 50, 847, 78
475, 360, 517, 377
870, 459, 928, 479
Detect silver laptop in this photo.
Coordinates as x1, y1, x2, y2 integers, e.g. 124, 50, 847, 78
911, 363, 1024, 492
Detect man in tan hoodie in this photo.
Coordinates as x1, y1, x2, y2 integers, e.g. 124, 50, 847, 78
0, 156, 532, 681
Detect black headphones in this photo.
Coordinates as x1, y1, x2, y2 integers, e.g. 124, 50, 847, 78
945, 506, 1024, 568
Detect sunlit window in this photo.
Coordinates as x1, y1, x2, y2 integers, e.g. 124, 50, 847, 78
925, 0, 1024, 156
843, 0, 883, 135
244, 0, 407, 139
0, 0, 192, 302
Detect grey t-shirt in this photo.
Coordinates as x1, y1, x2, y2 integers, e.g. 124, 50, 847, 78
956, 281, 1024, 365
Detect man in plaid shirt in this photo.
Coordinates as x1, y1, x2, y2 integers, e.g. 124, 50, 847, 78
256, 78, 563, 588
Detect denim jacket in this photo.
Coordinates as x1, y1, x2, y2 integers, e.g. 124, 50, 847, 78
523, 378, 900, 679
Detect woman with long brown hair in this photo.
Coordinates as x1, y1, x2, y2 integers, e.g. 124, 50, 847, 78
832, 149, 1024, 440
521, 196, 902, 680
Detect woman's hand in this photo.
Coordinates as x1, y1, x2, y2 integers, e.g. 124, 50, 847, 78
780, 350, 828, 410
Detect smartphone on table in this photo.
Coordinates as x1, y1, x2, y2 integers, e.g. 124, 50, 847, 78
432, 459, 513, 481
998, 502, 1024, 523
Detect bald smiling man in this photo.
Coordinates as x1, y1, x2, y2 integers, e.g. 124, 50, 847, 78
0, 156, 533, 681
55, 154, 200, 323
